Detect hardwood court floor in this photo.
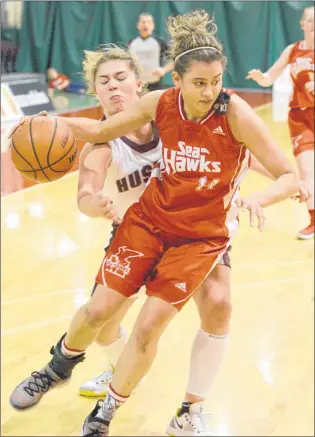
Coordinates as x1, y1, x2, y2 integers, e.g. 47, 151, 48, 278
1, 105, 314, 436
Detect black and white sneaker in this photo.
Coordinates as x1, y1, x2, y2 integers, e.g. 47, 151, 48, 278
166, 402, 215, 436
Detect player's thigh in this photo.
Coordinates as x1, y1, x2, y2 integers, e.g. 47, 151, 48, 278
289, 109, 314, 158
101, 296, 136, 331
146, 238, 229, 311
130, 296, 178, 345
87, 283, 128, 321
96, 206, 163, 299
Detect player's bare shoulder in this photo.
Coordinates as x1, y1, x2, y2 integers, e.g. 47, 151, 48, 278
80, 141, 112, 171
226, 92, 268, 144
226, 93, 252, 132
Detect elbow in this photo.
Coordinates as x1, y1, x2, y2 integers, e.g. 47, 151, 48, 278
77, 199, 93, 218
77, 196, 85, 214
77, 191, 100, 218
262, 73, 274, 87
290, 171, 299, 190
77, 192, 91, 217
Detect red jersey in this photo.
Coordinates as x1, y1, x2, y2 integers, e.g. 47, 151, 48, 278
289, 41, 314, 109
139, 87, 250, 239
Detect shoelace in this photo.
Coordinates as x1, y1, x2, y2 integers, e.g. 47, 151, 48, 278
24, 371, 54, 396
86, 401, 109, 437
185, 411, 212, 433
85, 422, 108, 437
93, 370, 112, 385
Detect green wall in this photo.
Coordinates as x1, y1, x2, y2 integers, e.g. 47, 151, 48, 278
13, 1, 313, 89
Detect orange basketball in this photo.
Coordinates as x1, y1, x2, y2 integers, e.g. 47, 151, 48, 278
10, 116, 77, 183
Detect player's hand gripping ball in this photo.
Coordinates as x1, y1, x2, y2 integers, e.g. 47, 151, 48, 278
9, 115, 77, 183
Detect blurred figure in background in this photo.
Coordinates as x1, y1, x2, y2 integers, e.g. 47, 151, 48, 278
128, 13, 174, 91
47, 67, 87, 95
247, 6, 314, 240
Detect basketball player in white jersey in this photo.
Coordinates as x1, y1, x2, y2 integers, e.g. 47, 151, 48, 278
76, 46, 161, 391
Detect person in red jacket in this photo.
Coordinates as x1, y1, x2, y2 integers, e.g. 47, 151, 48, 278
47, 67, 86, 94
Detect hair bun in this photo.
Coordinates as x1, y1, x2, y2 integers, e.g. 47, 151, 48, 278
167, 10, 222, 62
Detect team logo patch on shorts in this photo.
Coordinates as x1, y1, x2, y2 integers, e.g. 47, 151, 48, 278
104, 246, 144, 278
292, 134, 302, 150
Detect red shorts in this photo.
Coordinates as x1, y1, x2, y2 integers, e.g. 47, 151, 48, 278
95, 203, 230, 310
288, 107, 314, 157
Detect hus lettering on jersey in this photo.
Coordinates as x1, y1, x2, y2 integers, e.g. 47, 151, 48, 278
161, 141, 221, 175
116, 164, 153, 193
104, 246, 144, 278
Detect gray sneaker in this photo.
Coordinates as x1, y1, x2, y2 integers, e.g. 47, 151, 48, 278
10, 364, 68, 410
10, 334, 85, 410
81, 400, 110, 436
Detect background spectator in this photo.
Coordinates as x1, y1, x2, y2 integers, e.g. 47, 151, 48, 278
128, 13, 174, 91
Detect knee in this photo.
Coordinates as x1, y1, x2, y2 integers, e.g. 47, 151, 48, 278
132, 321, 159, 353
211, 290, 232, 320
201, 286, 232, 323
96, 320, 121, 346
84, 304, 108, 329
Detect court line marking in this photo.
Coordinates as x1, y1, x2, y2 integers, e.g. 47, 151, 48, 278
234, 259, 313, 270
2, 259, 312, 306
2, 315, 73, 336
253, 102, 272, 112
2, 274, 312, 336
231, 275, 313, 289
1, 288, 86, 306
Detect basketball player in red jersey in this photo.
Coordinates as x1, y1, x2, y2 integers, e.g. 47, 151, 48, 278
10, 10, 299, 436
247, 6, 314, 239
45, 10, 297, 435
73, 44, 307, 436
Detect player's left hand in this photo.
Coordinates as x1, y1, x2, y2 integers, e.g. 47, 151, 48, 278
236, 195, 265, 232
8, 111, 49, 140
291, 180, 310, 203
152, 67, 166, 79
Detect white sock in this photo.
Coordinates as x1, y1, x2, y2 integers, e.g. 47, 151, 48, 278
186, 328, 229, 398
99, 384, 129, 421
61, 339, 85, 358
100, 326, 128, 369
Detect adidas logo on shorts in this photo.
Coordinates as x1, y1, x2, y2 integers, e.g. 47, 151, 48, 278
175, 282, 187, 292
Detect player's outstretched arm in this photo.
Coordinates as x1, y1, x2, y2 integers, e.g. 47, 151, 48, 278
246, 44, 293, 87
249, 154, 276, 180
59, 90, 164, 143
249, 154, 309, 203
77, 142, 119, 221
229, 94, 299, 208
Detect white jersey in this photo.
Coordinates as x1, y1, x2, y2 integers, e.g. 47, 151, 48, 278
103, 122, 162, 219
